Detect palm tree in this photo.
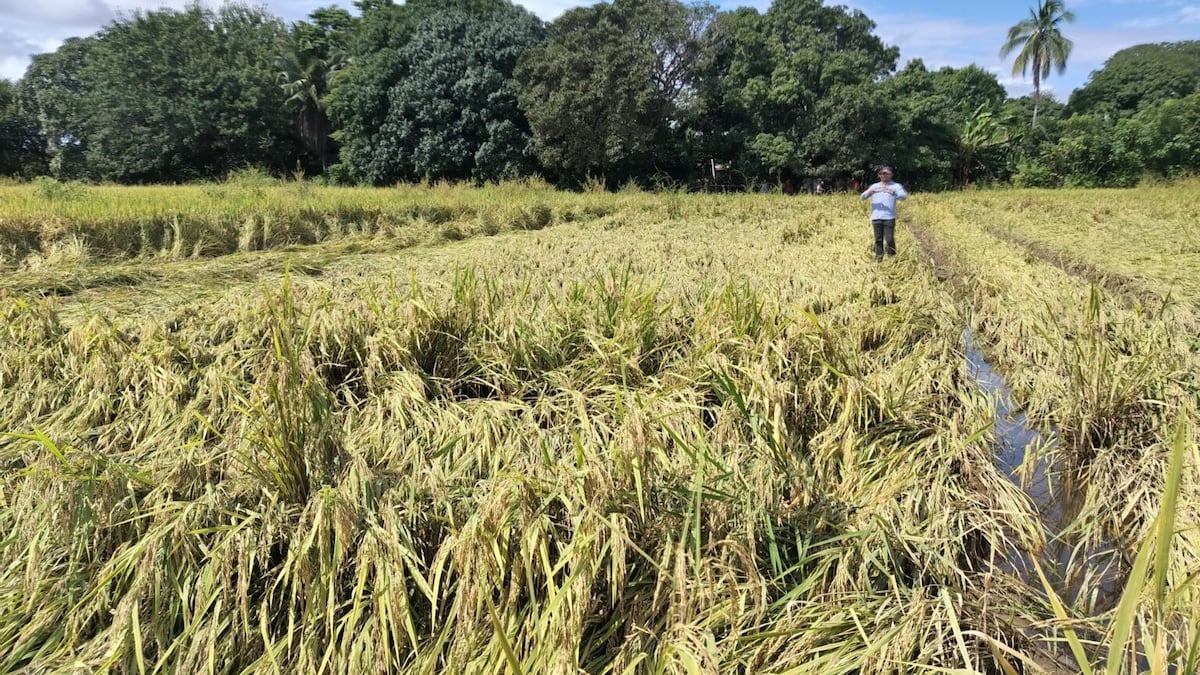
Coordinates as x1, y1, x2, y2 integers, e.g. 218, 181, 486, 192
1000, 0, 1075, 128
276, 9, 355, 172
277, 48, 344, 170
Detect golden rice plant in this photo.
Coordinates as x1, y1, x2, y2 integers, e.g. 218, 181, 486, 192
912, 192, 1200, 672
1, 184, 1195, 673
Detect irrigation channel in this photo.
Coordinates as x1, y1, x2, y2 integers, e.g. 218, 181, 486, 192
908, 215, 1147, 668
964, 325, 1130, 655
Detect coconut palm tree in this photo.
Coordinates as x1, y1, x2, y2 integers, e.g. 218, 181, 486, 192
277, 48, 344, 170
1000, 0, 1075, 128
276, 8, 355, 172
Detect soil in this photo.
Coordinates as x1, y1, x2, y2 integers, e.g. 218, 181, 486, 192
905, 216, 956, 286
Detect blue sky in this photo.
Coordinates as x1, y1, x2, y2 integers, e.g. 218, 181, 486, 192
1, 0, 1197, 98
828, 0, 1200, 96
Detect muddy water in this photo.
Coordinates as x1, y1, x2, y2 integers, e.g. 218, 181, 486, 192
963, 328, 1122, 610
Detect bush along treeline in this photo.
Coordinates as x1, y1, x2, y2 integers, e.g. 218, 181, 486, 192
2, 0, 1200, 189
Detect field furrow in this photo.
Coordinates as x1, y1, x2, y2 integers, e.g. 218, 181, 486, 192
912, 195, 1200, 668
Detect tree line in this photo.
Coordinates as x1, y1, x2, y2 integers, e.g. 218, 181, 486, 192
1, 0, 1198, 190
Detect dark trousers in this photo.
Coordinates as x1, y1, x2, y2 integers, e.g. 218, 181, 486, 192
872, 219, 896, 260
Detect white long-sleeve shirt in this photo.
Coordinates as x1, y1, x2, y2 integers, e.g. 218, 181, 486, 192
860, 181, 907, 220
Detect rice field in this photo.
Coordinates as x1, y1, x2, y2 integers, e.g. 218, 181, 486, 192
923, 186, 1200, 308
0, 181, 1196, 673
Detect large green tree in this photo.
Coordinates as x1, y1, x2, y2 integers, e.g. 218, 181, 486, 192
0, 80, 47, 178
876, 61, 954, 188
799, 83, 891, 179
514, 0, 713, 184
687, 7, 761, 179
1040, 113, 1140, 187
1068, 41, 1200, 117
878, 61, 1008, 188
377, 3, 543, 182
73, 4, 298, 182
1132, 93, 1200, 178
696, 0, 897, 182
1000, 0, 1075, 128
327, 0, 425, 183
330, 0, 539, 184
18, 37, 96, 179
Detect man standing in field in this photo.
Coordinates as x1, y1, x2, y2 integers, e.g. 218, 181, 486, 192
860, 166, 907, 262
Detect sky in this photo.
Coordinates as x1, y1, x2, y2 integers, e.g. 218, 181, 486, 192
1, 0, 1198, 99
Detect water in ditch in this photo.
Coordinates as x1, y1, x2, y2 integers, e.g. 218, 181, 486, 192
963, 327, 1122, 611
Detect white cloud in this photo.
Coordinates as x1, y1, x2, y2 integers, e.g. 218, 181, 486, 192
0, 27, 48, 81
515, 0, 585, 19
1, 56, 29, 81
0, 0, 113, 26
1072, 24, 1196, 63
878, 17, 1000, 51
873, 15, 1003, 64
1120, 4, 1200, 28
